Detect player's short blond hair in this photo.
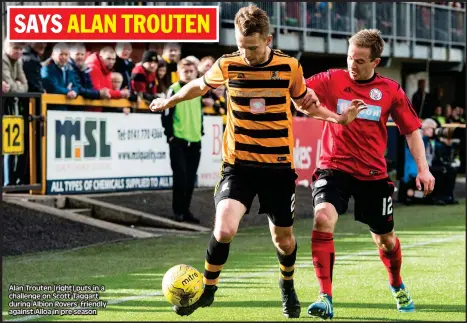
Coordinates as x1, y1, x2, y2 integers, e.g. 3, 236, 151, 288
349, 29, 384, 61
234, 5, 270, 38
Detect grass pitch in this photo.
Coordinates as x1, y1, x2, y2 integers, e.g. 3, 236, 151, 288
2, 200, 465, 321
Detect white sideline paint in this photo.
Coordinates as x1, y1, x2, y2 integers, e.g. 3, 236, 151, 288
5, 234, 464, 322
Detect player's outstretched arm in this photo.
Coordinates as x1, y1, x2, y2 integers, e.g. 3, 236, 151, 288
149, 77, 209, 112
293, 88, 367, 125
405, 129, 435, 196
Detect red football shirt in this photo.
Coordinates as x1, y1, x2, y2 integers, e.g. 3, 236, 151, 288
305, 69, 422, 180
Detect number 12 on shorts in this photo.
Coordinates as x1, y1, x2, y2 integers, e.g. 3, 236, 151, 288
382, 197, 393, 216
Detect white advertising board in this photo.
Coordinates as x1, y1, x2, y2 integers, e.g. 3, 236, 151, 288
46, 111, 223, 194
198, 116, 223, 187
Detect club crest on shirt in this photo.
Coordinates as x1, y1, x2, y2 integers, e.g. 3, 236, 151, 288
270, 71, 281, 80
369, 88, 382, 101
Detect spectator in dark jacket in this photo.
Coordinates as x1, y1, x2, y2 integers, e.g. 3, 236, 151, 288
41, 43, 79, 102
412, 79, 435, 119
69, 43, 110, 100
21, 43, 46, 93
113, 42, 134, 91
130, 50, 158, 104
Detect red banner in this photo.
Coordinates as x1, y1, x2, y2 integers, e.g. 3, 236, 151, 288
292, 117, 323, 187
8, 6, 218, 42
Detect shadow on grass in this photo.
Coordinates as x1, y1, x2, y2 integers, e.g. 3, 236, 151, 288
106, 299, 466, 313
336, 316, 423, 322
337, 302, 465, 313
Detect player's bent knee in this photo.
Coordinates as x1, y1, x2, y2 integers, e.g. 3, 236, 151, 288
213, 199, 245, 243
373, 231, 396, 251
313, 203, 337, 231
213, 227, 237, 243
272, 234, 295, 254
213, 216, 238, 242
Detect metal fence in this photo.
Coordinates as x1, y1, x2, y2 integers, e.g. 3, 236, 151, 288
3, 2, 466, 49
218, 2, 465, 48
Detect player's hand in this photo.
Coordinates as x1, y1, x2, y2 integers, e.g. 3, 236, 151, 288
302, 88, 321, 109
416, 169, 435, 196
149, 98, 173, 113
293, 88, 321, 115
338, 99, 367, 125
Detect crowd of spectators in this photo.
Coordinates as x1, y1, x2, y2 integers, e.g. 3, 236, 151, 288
221, 2, 464, 41
1, 39, 230, 186
1, 39, 227, 113
400, 77, 465, 206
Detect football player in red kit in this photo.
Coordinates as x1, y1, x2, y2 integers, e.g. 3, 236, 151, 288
304, 29, 435, 319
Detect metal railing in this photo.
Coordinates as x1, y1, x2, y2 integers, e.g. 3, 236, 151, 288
217, 2, 465, 49
3, 2, 465, 51
161, 2, 466, 50
1, 93, 149, 194
2, 92, 43, 193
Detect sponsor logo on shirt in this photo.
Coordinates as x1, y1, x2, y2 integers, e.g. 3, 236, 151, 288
337, 99, 382, 121
250, 98, 266, 113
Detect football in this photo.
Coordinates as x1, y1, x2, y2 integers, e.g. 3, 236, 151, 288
162, 264, 204, 307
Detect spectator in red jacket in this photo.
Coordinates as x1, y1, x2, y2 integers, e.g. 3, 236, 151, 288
85, 46, 130, 100
130, 50, 158, 104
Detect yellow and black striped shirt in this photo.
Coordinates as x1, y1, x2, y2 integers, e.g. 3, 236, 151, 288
203, 49, 307, 169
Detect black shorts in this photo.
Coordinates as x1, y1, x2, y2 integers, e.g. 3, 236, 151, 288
214, 163, 298, 227
311, 168, 396, 235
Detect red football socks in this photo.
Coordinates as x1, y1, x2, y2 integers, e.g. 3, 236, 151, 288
379, 237, 403, 288
311, 230, 335, 296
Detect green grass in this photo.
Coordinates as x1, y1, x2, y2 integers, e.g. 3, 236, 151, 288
2, 200, 466, 322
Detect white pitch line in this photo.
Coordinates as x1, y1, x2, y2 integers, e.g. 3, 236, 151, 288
5, 234, 464, 322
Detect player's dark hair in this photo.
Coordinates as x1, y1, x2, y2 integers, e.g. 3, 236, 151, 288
234, 5, 270, 38
349, 29, 384, 61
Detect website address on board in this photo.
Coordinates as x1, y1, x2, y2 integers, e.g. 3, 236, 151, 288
118, 150, 167, 162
